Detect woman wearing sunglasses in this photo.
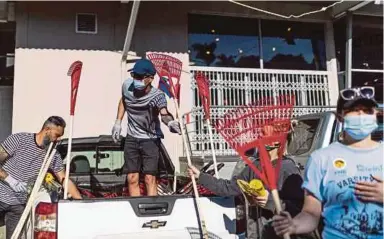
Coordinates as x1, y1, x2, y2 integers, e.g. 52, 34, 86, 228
272, 86, 383, 239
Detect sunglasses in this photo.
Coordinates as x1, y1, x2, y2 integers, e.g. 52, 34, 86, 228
130, 72, 154, 80
339, 86, 375, 101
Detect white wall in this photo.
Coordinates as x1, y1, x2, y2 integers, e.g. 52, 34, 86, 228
13, 49, 122, 138
0, 86, 13, 142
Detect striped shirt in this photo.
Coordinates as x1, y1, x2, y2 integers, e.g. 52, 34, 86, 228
0, 133, 63, 205
122, 79, 168, 139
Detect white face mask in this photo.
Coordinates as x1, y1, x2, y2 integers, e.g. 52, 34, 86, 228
133, 79, 146, 90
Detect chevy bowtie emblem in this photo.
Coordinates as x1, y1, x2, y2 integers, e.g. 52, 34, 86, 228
142, 220, 167, 229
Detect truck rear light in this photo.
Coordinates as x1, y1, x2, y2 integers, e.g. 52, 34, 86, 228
34, 202, 57, 239
235, 197, 246, 234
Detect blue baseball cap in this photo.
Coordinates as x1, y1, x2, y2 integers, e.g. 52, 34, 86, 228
128, 59, 157, 75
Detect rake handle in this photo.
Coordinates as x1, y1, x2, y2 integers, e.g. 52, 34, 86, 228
11, 145, 57, 239
271, 189, 291, 239
172, 99, 209, 239
206, 119, 219, 178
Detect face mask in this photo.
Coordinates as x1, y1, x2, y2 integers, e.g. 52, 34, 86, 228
343, 114, 378, 140
42, 135, 51, 148
133, 79, 147, 90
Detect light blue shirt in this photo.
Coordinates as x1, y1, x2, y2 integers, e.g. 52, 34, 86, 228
302, 142, 383, 239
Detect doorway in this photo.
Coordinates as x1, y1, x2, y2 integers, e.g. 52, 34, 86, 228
0, 22, 16, 142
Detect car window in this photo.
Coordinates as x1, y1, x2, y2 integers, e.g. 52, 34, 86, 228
70, 150, 96, 174
58, 144, 124, 174
287, 118, 320, 155
97, 149, 124, 173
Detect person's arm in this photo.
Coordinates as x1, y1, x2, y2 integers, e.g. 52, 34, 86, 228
188, 164, 250, 196
55, 170, 82, 199
291, 191, 322, 233
116, 97, 125, 121
272, 191, 322, 235
0, 134, 22, 180
51, 153, 82, 199
112, 97, 125, 143
0, 145, 9, 180
156, 92, 181, 135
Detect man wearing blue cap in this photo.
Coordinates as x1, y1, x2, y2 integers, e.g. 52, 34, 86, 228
111, 59, 181, 196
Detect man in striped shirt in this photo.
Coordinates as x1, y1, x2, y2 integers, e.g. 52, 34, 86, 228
112, 59, 181, 196
0, 116, 81, 239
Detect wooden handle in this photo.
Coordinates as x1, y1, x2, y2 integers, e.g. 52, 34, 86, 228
172, 99, 209, 239
271, 189, 291, 239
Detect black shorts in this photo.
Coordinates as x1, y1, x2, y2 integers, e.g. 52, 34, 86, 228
123, 134, 160, 176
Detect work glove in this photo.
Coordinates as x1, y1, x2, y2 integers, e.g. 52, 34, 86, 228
4, 175, 28, 193
112, 119, 122, 143
168, 120, 181, 135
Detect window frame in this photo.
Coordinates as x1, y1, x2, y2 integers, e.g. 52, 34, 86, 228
187, 13, 327, 70
75, 13, 98, 34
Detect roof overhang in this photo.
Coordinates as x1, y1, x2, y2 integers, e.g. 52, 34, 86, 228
331, 0, 383, 19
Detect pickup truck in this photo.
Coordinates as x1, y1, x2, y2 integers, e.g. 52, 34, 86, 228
17, 136, 245, 239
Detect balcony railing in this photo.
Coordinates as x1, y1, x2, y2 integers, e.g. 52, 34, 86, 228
184, 66, 332, 156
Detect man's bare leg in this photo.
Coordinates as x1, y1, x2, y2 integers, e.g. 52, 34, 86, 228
145, 174, 157, 196
127, 173, 140, 196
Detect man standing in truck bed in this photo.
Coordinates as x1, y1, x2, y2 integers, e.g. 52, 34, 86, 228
112, 59, 181, 197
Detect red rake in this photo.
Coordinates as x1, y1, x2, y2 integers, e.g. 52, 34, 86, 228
63, 61, 83, 199
215, 94, 295, 239
147, 53, 182, 103
194, 72, 219, 178
147, 54, 209, 239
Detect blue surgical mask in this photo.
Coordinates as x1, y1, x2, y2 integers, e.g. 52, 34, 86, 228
343, 114, 378, 140
133, 79, 146, 90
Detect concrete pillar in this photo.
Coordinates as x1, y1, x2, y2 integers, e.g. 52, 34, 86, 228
325, 21, 340, 106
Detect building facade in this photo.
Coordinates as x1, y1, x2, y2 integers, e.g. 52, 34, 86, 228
0, 1, 382, 170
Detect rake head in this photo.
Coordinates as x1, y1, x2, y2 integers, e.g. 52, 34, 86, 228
194, 71, 211, 119
147, 53, 183, 101
147, 53, 182, 80
215, 94, 295, 190
67, 61, 83, 115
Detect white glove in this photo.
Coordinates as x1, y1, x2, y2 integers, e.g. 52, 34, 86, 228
168, 120, 181, 134
5, 175, 27, 193
112, 119, 122, 143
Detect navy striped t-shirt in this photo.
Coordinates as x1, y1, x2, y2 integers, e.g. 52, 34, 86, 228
0, 132, 64, 205
122, 79, 168, 139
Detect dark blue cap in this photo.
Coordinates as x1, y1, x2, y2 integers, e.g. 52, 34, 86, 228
128, 59, 156, 75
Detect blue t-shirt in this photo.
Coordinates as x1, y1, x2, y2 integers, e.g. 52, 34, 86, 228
302, 142, 383, 239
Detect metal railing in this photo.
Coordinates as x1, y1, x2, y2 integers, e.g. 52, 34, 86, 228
183, 66, 333, 157
182, 106, 336, 157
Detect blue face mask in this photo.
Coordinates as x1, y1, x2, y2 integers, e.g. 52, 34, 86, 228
133, 79, 146, 90
343, 114, 378, 140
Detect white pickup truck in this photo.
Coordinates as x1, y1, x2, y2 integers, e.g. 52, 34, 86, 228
15, 135, 245, 239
